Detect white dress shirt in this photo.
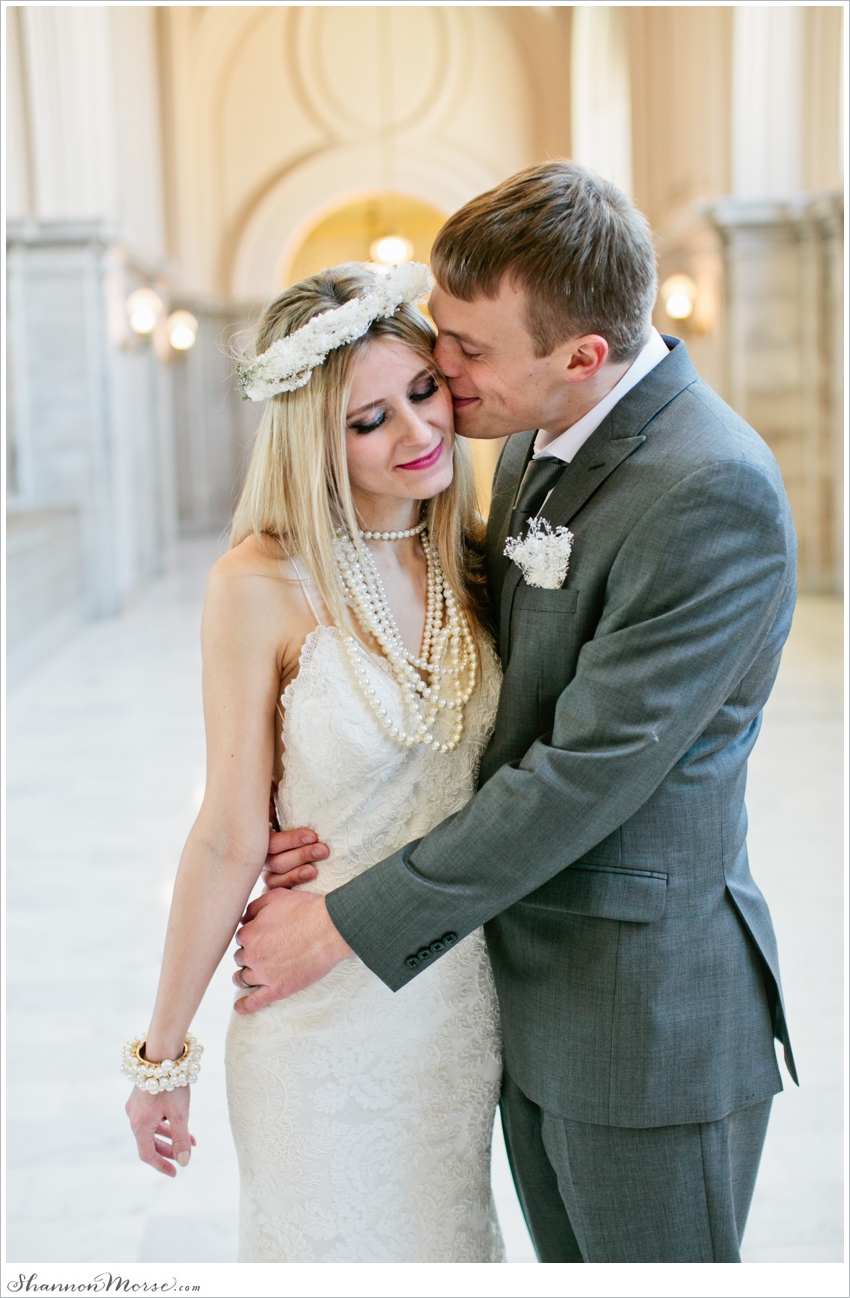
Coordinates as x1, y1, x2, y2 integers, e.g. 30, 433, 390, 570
532, 328, 670, 464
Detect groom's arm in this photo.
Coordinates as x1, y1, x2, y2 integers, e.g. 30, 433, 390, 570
325, 458, 795, 990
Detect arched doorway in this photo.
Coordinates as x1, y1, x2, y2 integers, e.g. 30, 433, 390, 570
286, 192, 447, 286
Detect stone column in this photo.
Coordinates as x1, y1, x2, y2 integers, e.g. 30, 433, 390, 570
704, 5, 845, 595
171, 302, 262, 533
6, 220, 178, 616
627, 5, 733, 395
706, 194, 843, 595
18, 6, 119, 221
731, 5, 804, 199
6, 7, 177, 630
570, 6, 632, 196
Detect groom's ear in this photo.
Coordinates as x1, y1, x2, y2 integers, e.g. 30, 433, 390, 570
561, 334, 610, 384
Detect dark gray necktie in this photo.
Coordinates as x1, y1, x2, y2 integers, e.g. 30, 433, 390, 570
509, 456, 567, 537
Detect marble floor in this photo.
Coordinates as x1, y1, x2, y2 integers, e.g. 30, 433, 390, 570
5, 536, 844, 1264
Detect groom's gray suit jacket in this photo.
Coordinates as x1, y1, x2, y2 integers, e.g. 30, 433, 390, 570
327, 337, 798, 1129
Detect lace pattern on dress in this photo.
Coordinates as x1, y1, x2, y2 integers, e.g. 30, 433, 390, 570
226, 624, 504, 1262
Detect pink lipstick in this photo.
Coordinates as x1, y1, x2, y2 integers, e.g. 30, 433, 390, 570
397, 442, 444, 471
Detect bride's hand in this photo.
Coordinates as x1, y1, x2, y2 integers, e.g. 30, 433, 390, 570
126, 1084, 196, 1176
263, 827, 328, 891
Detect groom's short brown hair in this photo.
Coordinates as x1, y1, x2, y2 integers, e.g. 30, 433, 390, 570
431, 161, 658, 363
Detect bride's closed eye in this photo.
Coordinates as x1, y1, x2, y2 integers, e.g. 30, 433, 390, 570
348, 409, 386, 434
408, 376, 440, 404
347, 376, 441, 434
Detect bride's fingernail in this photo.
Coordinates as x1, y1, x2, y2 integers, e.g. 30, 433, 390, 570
176, 1151, 190, 1167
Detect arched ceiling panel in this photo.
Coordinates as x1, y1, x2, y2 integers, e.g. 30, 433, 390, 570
167, 5, 538, 298
230, 141, 504, 302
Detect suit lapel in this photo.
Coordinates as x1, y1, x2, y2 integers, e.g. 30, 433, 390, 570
498, 426, 646, 654
485, 430, 536, 604
495, 337, 699, 660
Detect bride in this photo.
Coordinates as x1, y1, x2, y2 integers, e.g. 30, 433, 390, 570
124, 262, 505, 1263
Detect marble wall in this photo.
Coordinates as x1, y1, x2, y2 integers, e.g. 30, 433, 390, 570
630, 5, 844, 591
6, 220, 178, 618
170, 302, 262, 533
708, 194, 844, 595
6, 7, 166, 259
5, 7, 179, 636
6, 508, 83, 686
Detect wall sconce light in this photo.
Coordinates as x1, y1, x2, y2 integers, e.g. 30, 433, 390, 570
126, 287, 164, 336
661, 274, 698, 321
167, 310, 198, 352
370, 235, 413, 267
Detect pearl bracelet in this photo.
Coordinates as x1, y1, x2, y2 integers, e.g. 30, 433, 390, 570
122, 1034, 203, 1093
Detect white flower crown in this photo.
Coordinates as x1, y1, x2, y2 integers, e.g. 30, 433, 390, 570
237, 261, 434, 401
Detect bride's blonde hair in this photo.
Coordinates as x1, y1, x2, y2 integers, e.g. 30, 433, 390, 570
230, 263, 487, 631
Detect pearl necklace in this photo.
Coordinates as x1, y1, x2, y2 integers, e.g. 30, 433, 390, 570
358, 520, 427, 541
334, 530, 477, 753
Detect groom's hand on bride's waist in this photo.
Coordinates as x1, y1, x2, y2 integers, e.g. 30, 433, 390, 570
232, 888, 352, 1014
262, 827, 329, 890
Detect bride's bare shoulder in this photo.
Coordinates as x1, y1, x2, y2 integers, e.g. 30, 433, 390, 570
213, 532, 283, 577
204, 534, 306, 630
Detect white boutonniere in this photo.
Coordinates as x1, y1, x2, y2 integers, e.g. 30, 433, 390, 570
504, 516, 574, 590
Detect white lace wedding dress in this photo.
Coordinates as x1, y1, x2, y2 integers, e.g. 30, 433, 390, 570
225, 619, 505, 1263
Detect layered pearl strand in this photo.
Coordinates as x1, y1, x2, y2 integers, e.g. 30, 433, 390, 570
334, 529, 477, 753
122, 1034, 203, 1093
358, 520, 427, 542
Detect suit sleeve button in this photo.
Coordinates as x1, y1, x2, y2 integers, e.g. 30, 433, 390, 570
442, 932, 458, 946
417, 947, 433, 962
405, 955, 420, 970
429, 939, 445, 954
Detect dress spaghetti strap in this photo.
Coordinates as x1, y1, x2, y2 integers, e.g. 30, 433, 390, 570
290, 557, 326, 629
276, 558, 325, 737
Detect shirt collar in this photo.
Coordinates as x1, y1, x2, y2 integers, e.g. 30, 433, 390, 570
533, 328, 671, 464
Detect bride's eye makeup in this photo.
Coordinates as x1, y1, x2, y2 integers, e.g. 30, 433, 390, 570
348, 408, 386, 434
409, 375, 439, 403
347, 375, 440, 433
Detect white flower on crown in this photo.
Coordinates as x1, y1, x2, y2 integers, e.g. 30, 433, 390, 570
237, 262, 434, 401
504, 516, 574, 590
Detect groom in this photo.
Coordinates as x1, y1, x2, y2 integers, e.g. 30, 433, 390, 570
235, 161, 798, 1263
